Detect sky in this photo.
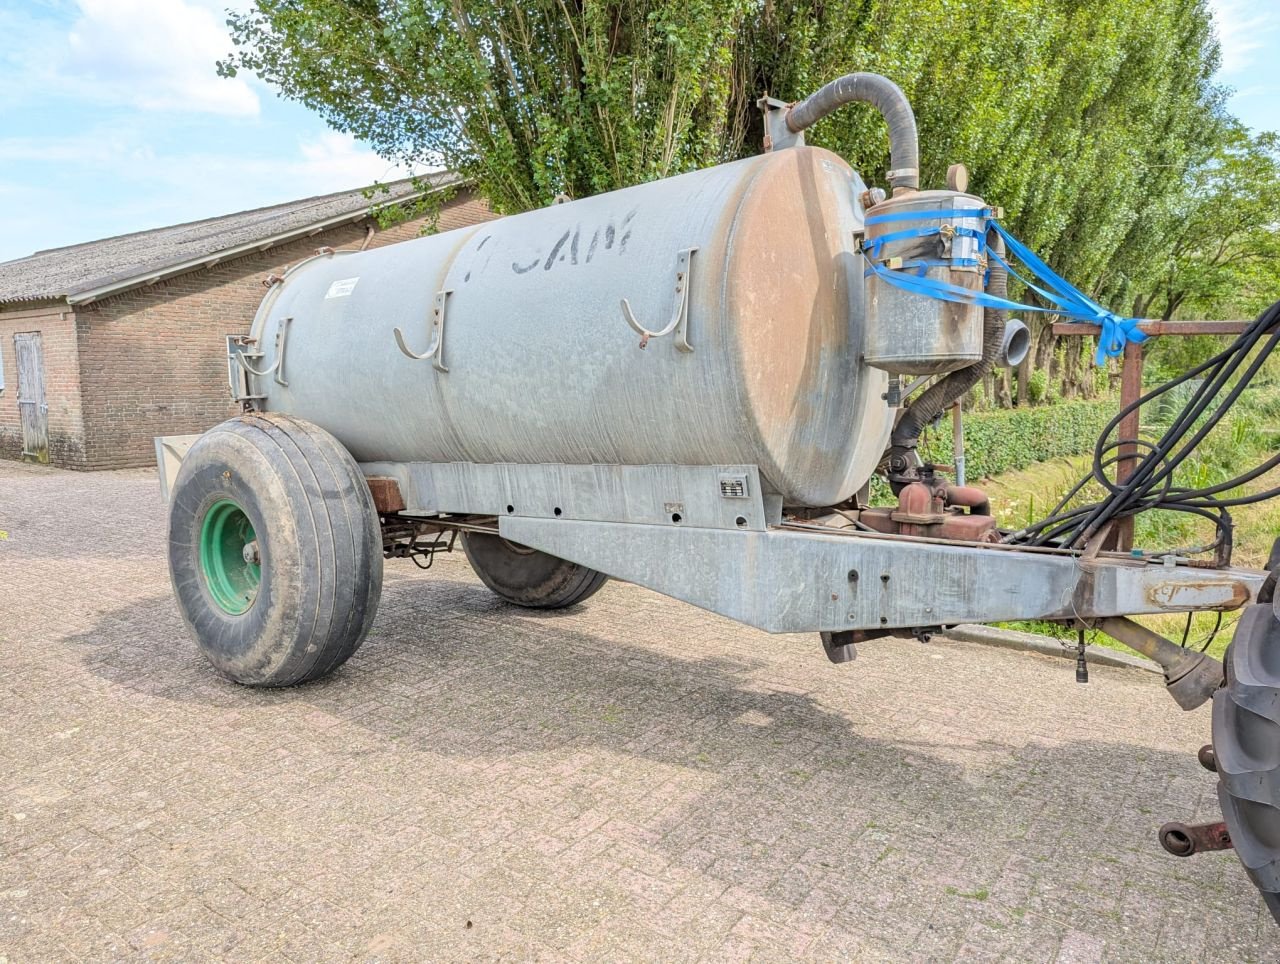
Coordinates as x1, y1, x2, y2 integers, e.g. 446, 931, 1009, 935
0, 0, 1277, 265
0, 0, 416, 264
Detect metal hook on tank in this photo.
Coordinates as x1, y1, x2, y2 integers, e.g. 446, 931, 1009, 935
393, 289, 451, 372
621, 248, 697, 351
233, 315, 291, 387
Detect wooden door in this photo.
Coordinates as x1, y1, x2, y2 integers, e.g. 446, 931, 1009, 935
14, 332, 48, 463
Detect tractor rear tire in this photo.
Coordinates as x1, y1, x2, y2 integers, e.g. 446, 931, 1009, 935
167, 413, 383, 687
1213, 551, 1280, 923
460, 531, 606, 609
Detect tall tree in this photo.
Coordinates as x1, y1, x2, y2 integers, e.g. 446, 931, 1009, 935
222, 0, 759, 213
1139, 123, 1280, 322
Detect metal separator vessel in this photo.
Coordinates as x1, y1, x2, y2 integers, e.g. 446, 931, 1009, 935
158, 73, 1280, 922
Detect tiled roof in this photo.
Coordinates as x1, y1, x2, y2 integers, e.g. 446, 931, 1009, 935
0, 172, 460, 306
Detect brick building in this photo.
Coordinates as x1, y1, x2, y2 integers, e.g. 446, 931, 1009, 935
0, 175, 495, 469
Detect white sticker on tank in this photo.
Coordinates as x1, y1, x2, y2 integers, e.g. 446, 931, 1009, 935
325, 277, 359, 298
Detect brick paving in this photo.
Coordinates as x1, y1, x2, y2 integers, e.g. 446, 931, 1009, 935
0, 459, 1276, 962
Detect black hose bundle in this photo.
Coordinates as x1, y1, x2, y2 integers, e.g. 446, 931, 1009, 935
1006, 297, 1280, 555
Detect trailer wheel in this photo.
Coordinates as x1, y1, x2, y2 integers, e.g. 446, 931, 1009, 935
167, 413, 382, 687
460, 531, 606, 608
1213, 546, 1280, 924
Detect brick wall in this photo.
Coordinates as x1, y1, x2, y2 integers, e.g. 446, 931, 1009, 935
55, 191, 494, 470
0, 304, 87, 465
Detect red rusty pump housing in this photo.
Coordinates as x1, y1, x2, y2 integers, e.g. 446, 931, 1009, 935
859, 467, 999, 543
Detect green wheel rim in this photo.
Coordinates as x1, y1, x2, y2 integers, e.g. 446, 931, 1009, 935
199, 499, 261, 615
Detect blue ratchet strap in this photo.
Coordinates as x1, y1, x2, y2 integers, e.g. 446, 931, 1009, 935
862, 225, 947, 258
864, 227, 989, 260
863, 258, 1030, 312
864, 209, 1147, 365
986, 220, 1147, 363
864, 255, 1148, 366
875, 257, 985, 275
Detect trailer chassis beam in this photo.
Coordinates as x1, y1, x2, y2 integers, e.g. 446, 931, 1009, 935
498, 517, 1263, 635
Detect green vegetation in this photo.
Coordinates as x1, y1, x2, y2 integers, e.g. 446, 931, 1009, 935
917, 399, 1119, 482
944, 886, 990, 901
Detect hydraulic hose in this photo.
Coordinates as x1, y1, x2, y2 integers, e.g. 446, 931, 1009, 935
1009, 296, 1280, 552
786, 73, 920, 192
891, 231, 1008, 449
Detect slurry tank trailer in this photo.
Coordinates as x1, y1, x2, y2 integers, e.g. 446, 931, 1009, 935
158, 74, 1280, 922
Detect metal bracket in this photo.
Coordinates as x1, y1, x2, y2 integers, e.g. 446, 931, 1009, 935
231, 316, 291, 387
756, 95, 802, 152
394, 289, 450, 372
621, 248, 696, 351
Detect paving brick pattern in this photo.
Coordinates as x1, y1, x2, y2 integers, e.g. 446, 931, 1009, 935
1, 461, 1276, 961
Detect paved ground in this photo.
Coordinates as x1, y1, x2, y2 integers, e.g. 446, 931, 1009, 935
1, 461, 1276, 963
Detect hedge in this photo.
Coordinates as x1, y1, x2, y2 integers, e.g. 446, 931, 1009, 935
917, 398, 1119, 481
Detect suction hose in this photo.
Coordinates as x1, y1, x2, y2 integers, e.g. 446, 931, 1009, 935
891, 231, 1008, 450
786, 73, 920, 192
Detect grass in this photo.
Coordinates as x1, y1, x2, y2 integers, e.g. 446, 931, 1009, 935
980, 383, 1280, 660
944, 886, 990, 901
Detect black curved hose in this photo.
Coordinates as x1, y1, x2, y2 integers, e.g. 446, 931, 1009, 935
891, 231, 1008, 449
785, 73, 920, 192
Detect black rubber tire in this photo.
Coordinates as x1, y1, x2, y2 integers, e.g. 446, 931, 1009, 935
167, 413, 383, 687
1214, 596, 1280, 924
460, 531, 606, 609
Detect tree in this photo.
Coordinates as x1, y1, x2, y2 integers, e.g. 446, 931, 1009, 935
221, 0, 760, 213
1138, 123, 1280, 322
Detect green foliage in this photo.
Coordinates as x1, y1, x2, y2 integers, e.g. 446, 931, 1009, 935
221, 0, 760, 212
918, 398, 1119, 481
1026, 369, 1048, 405
1136, 123, 1280, 322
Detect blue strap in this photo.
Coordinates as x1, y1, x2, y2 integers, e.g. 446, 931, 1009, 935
863, 225, 946, 257
864, 210, 1148, 365
864, 257, 985, 276
986, 221, 1147, 363
863, 255, 1150, 367
864, 207, 992, 225
865, 225, 990, 259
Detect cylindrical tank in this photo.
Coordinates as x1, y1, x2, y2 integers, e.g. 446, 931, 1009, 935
248, 146, 893, 507
863, 190, 986, 374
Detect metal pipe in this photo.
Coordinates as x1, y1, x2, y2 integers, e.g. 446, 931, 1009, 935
891, 231, 1008, 450
946, 485, 990, 516
785, 73, 920, 193
951, 403, 965, 486
1097, 616, 1224, 710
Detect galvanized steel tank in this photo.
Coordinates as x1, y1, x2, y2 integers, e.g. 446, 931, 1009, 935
248, 146, 891, 507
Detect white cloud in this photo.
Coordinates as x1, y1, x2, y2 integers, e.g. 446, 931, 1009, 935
1209, 0, 1278, 75
0, 126, 414, 196
295, 133, 415, 191
0, 125, 422, 260
65, 0, 258, 115
0, 0, 429, 262
25, 0, 258, 116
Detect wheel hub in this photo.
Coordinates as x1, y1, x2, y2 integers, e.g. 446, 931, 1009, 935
199, 499, 261, 614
